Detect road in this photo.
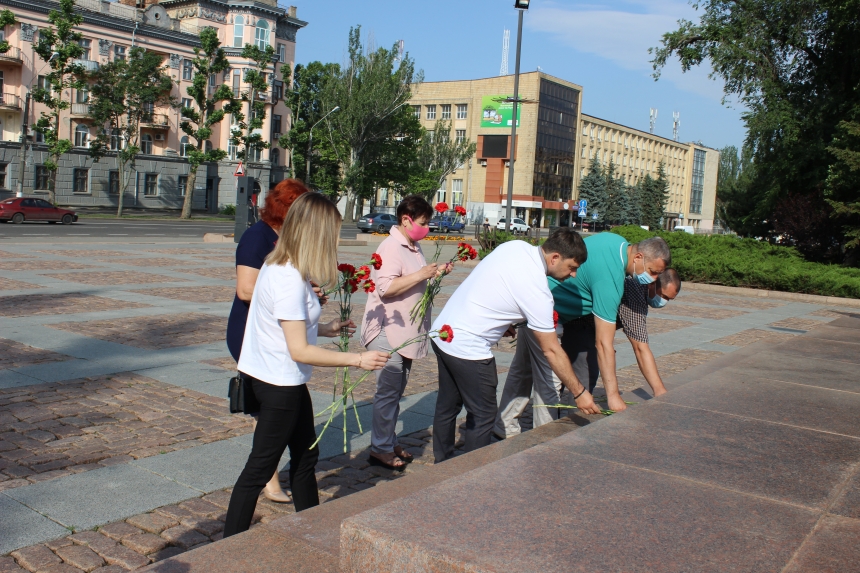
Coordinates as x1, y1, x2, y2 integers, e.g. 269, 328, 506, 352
0, 218, 369, 242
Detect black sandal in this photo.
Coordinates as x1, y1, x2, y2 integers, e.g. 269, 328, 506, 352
368, 455, 406, 471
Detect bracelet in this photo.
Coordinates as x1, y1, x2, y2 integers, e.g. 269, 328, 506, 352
573, 388, 586, 400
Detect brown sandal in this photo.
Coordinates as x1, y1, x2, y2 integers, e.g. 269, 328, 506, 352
394, 446, 414, 464
369, 453, 406, 471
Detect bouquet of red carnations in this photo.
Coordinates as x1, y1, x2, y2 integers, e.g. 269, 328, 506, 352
310, 325, 455, 451
409, 241, 477, 324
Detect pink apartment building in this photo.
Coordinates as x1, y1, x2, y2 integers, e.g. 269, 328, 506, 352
0, 0, 305, 211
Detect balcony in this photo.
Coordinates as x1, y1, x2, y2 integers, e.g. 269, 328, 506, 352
73, 59, 100, 72
0, 93, 21, 111
142, 114, 170, 129
70, 103, 91, 116
0, 47, 23, 65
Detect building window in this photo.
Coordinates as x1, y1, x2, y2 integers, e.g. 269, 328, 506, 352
76, 87, 89, 103
270, 148, 280, 166
233, 15, 244, 48
272, 114, 282, 136
181, 98, 193, 117
232, 69, 241, 97
144, 173, 158, 196
74, 124, 89, 147
456, 104, 467, 119
0, 163, 6, 188
278, 43, 286, 62
37, 75, 50, 92
412, 105, 420, 119
78, 39, 91, 60
182, 59, 193, 80
441, 104, 451, 120
180, 136, 190, 157
426, 105, 436, 120
204, 140, 213, 153
109, 129, 122, 150
249, 146, 262, 162
35, 166, 50, 190
452, 179, 463, 206
73, 168, 89, 193
690, 148, 705, 214
435, 179, 446, 204
255, 20, 270, 50
227, 138, 237, 160
108, 170, 120, 195
141, 134, 153, 154
114, 45, 126, 61
273, 81, 283, 101
455, 129, 466, 144
178, 175, 188, 196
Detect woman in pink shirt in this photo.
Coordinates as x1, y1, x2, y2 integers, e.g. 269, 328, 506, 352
361, 196, 445, 470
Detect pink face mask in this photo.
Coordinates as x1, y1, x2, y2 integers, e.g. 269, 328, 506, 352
404, 217, 430, 241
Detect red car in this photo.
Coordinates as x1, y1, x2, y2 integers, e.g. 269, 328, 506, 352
0, 198, 78, 224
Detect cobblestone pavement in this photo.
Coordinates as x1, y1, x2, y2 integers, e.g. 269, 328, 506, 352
1, 239, 857, 560
48, 314, 228, 350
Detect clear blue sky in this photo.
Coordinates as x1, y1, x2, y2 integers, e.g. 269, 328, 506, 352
290, 0, 745, 151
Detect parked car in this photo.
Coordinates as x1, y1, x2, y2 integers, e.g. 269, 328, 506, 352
356, 212, 397, 233
0, 198, 77, 224
428, 216, 465, 233
496, 217, 530, 234
673, 225, 695, 234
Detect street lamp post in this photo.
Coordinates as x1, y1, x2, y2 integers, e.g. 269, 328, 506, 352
305, 105, 340, 186
17, 52, 59, 198
503, 0, 529, 233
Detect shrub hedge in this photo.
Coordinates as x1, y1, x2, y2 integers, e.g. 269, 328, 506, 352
610, 226, 860, 299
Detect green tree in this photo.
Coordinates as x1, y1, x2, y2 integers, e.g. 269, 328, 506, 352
178, 28, 236, 219
625, 182, 643, 226
637, 165, 670, 230
0, 10, 16, 54
578, 157, 608, 225
31, 0, 84, 204
825, 109, 860, 261
362, 105, 423, 203
414, 119, 477, 192
280, 61, 346, 197
603, 160, 629, 225
324, 26, 420, 222
230, 44, 275, 168
651, 0, 860, 258
87, 47, 174, 217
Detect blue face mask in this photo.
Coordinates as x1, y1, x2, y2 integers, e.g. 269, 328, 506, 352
634, 256, 655, 285
648, 294, 668, 309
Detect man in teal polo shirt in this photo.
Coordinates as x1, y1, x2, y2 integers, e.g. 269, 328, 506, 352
495, 232, 670, 437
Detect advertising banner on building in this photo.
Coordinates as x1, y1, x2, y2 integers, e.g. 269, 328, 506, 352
481, 95, 520, 128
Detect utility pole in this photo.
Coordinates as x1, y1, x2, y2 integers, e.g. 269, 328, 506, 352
16, 91, 31, 198
504, 1, 529, 233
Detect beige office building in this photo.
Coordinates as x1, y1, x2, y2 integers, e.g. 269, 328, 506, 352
400, 71, 720, 231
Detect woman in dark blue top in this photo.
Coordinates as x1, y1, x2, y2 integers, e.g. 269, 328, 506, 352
226, 178, 309, 503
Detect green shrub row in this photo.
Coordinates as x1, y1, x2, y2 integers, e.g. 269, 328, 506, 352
610, 226, 860, 299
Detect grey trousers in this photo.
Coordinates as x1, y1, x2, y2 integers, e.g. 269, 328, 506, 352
366, 330, 413, 454
494, 318, 599, 438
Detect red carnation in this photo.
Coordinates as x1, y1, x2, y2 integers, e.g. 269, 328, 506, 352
347, 279, 359, 293
438, 324, 454, 343
337, 263, 356, 275
454, 205, 466, 216
362, 279, 376, 293
355, 265, 371, 280
435, 202, 449, 214
553, 311, 559, 329
370, 253, 383, 270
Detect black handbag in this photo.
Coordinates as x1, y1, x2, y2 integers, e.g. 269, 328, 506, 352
228, 373, 260, 415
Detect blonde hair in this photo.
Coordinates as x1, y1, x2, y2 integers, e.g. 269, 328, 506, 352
266, 193, 341, 287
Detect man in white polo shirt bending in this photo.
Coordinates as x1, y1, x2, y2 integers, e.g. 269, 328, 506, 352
430, 228, 601, 462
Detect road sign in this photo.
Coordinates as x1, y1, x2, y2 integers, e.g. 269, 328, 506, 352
234, 162, 245, 176
592, 213, 598, 220
577, 208, 587, 217
563, 203, 569, 210
578, 199, 587, 209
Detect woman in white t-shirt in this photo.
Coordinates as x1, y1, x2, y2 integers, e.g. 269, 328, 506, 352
223, 193, 389, 538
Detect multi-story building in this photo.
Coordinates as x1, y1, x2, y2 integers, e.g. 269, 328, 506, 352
0, 0, 305, 212
397, 71, 720, 231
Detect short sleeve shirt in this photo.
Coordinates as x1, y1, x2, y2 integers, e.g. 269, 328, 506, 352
617, 276, 649, 343
549, 232, 629, 325
226, 221, 279, 361
432, 241, 555, 360
237, 262, 321, 386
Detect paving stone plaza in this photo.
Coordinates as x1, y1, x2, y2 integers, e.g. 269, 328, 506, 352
1, 236, 859, 572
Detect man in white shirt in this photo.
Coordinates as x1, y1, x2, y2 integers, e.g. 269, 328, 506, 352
430, 228, 601, 462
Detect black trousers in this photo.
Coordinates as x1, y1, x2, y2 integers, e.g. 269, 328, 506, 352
559, 315, 600, 393
432, 341, 499, 463
223, 379, 319, 537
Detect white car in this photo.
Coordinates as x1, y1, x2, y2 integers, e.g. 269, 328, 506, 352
496, 217, 531, 234
673, 225, 695, 235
